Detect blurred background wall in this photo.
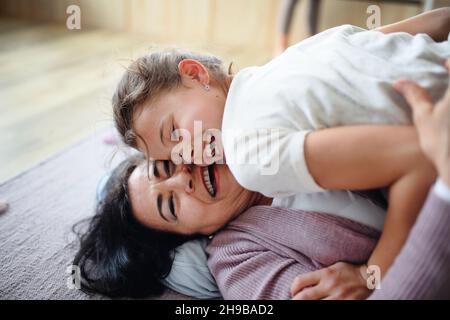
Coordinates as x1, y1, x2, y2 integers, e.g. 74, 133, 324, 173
3, 0, 449, 51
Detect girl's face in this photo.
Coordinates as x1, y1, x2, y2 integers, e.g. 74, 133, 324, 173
133, 59, 230, 163
128, 161, 268, 235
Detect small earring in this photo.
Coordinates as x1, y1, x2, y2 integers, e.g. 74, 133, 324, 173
203, 84, 210, 91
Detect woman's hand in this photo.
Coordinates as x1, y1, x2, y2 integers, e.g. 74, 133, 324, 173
290, 262, 371, 300
394, 59, 450, 186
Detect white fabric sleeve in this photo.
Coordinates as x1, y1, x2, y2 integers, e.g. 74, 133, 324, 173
225, 129, 325, 197
433, 178, 450, 203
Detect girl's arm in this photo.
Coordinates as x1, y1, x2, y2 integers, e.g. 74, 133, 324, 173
293, 68, 450, 300
304, 125, 427, 191
305, 125, 436, 278
374, 7, 450, 42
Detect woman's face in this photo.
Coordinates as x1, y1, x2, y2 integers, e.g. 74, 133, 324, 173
133, 59, 229, 164
128, 161, 263, 235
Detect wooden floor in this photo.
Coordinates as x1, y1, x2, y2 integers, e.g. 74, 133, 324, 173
0, 18, 272, 183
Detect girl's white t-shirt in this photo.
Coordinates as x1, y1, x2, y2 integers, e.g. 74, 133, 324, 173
221, 24, 450, 198
272, 190, 386, 231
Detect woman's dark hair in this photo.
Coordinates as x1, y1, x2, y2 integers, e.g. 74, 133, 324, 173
72, 154, 198, 298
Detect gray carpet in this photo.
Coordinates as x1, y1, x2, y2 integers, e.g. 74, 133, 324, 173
0, 128, 191, 300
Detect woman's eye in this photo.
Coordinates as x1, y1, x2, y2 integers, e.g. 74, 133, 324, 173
163, 160, 171, 176
168, 193, 176, 219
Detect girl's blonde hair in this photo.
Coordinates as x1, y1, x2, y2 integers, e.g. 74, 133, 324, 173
112, 48, 232, 148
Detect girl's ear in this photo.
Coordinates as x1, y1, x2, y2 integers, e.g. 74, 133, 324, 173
178, 59, 210, 85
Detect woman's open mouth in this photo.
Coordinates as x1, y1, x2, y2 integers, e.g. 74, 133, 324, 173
200, 163, 218, 197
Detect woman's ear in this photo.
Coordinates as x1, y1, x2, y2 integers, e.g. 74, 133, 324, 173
178, 59, 210, 86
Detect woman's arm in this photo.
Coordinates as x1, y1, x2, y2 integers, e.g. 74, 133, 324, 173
369, 188, 450, 299
291, 186, 450, 300
207, 231, 313, 300
207, 205, 380, 300
292, 62, 450, 300
305, 123, 436, 277
374, 7, 450, 42
371, 74, 450, 299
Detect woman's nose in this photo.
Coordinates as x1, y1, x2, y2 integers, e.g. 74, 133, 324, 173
164, 165, 194, 194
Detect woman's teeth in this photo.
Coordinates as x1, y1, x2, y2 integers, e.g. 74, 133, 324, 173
202, 165, 216, 197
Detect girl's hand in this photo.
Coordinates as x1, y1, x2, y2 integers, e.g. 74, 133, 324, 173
394, 59, 450, 186
290, 262, 371, 300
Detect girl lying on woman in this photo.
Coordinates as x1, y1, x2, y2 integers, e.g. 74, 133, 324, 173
73, 73, 450, 299
110, 7, 450, 294
73, 154, 383, 298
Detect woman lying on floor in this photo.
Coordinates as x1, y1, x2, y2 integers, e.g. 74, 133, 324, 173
73, 75, 450, 299
110, 8, 450, 293
74, 9, 450, 299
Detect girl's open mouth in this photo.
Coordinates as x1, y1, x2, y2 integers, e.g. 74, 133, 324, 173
201, 163, 218, 197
